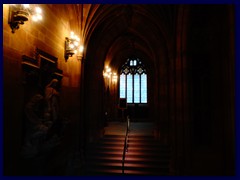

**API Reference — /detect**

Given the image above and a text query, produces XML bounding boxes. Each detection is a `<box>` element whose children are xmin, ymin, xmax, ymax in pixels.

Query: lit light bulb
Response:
<box><xmin>32</xmin><ymin>15</ymin><xmax>38</xmax><ymax>22</ymax></box>
<box><xmin>35</xmin><ymin>7</ymin><xmax>42</xmax><ymax>14</ymax></box>
<box><xmin>23</xmin><ymin>4</ymin><xmax>30</xmax><ymax>8</ymax></box>
<box><xmin>37</xmin><ymin>14</ymin><xmax>42</xmax><ymax>20</ymax></box>
<box><xmin>107</xmin><ymin>68</ymin><xmax>111</xmax><ymax>72</ymax></box>
<box><xmin>74</xmin><ymin>41</ymin><xmax>79</xmax><ymax>46</ymax></box>
<box><xmin>70</xmin><ymin>32</ymin><xmax>75</xmax><ymax>39</ymax></box>
<box><xmin>74</xmin><ymin>35</ymin><xmax>78</xmax><ymax>40</ymax></box>
<box><xmin>69</xmin><ymin>44</ymin><xmax>74</xmax><ymax>49</ymax></box>
<box><xmin>79</xmin><ymin>45</ymin><xmax>84</xmax><ymax>53</ymax></box>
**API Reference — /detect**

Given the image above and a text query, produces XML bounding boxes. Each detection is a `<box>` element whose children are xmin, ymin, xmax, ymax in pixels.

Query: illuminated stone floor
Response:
<box><xmin>104</xmin><ymin>121</ymin><xmax>154</xmax><ymax>136</ymax></box>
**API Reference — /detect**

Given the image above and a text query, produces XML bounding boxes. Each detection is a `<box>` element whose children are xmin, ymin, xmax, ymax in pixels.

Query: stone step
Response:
<box><xmin>84</xmin><ymin>122</ymin><xmax>171</xmax><ymax>175</ymax></box>
<box><xmin>85</xmin><ymin>168</ymin><xmax>169</xmax><ymax>176</ymax></box>
<box><xmin>86</xmin><ymin>156</ymin><xmax>170</xmax><ymax>164</ymax></box>
<box><xmin>87</xmin><ymin>161</ymin><xmax>169</xmax><ymax>171</ymax></box>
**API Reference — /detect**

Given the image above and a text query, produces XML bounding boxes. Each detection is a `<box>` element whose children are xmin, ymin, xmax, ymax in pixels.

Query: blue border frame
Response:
<box><xmin>1</xmin><ymin>0</ymin><xmax>239</xmax><ymax>180</ymax></box>
<box><xmin>0</xmin><ymin>2</ymin><xmax>3</xmax><ymax>179</ymax></box>
<box><xmin>235</xmin><ymin>0</ymin><xmax>240</xmax><ymax>178</ymax></box>
<box><xmin>2</xmin><ymin>0</ymin><xmax>238</xmax><ymax>4</ymax></box>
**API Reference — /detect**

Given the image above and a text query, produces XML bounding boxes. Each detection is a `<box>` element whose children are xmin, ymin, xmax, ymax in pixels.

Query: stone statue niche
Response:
<box><xmin>21</xmin><ymin>49</ymin><xmax>69</xmax><ymax>158</ymax></box>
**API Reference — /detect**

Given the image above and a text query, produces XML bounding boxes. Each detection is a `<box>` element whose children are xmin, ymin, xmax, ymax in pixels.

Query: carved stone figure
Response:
<box><xmin>21</xmin><ymin>78</ymin><xmax>69</xmax><ymax>158</ymax></box>
<box><xmin>44</xmin><ymin>78</ymin><xmax>60</xmax><ymax>123</ymax></box>
<box><xmin>22</xmin><ymin>93</ymin><xmax>49</xmax><ymax>157</ymax></box>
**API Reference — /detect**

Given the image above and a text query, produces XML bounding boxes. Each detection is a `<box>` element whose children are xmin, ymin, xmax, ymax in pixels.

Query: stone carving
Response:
<box><xmin>44</xmin><ymin>78</ymin><xmax>60</xmax><ymax>123</ymax></box>
<box><xmin>21</xmin><ymin>79</ymin><xmax>69</xmax><ymax>158</ymax></box>
<box><xmin>21</xmin><ymin>49</ymin><xmax>66</xmax><ymax>158</ymax></box>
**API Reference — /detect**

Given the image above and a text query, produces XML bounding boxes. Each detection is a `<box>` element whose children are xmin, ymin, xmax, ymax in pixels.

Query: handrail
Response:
<box><xmin>122</xmin><ymin>116</ymin><xmax>130</xmax><ymax>174</ymax></box>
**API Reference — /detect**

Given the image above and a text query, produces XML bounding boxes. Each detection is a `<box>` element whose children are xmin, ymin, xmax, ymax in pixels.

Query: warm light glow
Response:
<box><xmin>112</xmin><ymin>72</ymin><xmax>118</xmax><ymax>82</ymax></box>
<box><xmin>74</xmin><ymin>41</ymin><xmax>79</xmax><ymax>46</ymax></box>
<box><xmin>65</xmin><ymin>31</ymin><xmax>84</xmax><ymax>60</ymax></box>
<box><xmin>37</xmin><ymin>14</ymin><xmax>42</xmax><ymax>20</ymax></box>
<box><xmin>106</xmin><ymin>67</ymin><xmax>111</xmax><ymax>72</ymax></box>
<box><xmin>74</xmin><ymin>35</ymin><xmax>78</xmax><ymax>40</ymax></box>
<box><xmin>8</xmin><ymin>4</ymin><xmax>44</xmax><ymax>33</ymax></box>
<box><xmin>23</xmin><ymin>4</ymin><xmax>30</xmax><ymax>8</ymax></box>
<box><xmin>31</xmin><ymin>6</ymin><xmax>42</xmax><ymax>22</ymax></box>
<box><xmin>35</xmin><ymin>7</ymin><xmax>42</xmax><ymax>14</ymax></box>
<box><xmin>32</xmin><ymin>13</ymin><xmax>42</xmax><ymax>21</ymax></box>
<box><xmin>103</xmin><ymin>66</ymin><xmax>118</xmax><ymax>84</ymax></box>
<box><xmin>32</xmin><ymin>15</ymin><xmax>38</xmax><ymax>22</ymax></box>
<box><xmin>70</xmin><ymin>32</ymin><xmax>75</xmax><ymax>39</ymax></box>
<box><xmin>79</xmin><ymin>45</ymin><xmax>84</xmax><ymax>53</ymax></box>
<box><xmin>69</xmin><ymin>44</ymin><xmax>74</xmax><ymax>49</ymax></box>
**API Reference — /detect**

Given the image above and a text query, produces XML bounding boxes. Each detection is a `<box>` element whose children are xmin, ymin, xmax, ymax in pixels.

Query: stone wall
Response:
<box><xmin>3</xmin><ymin>4</ymin><xmax>82</xmax><ymax>175</ymax></box>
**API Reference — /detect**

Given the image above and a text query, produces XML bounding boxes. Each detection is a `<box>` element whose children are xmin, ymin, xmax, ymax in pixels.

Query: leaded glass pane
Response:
<box><xmin>120</xmin><ymin>74</ymin><xmax>126</xmax><ymax>98</ymax></box>
<box><xmin>127</xmin><ymin>74</ymin><xmax>133</xmax><ymax>103</ymax></box>
<box><xmin>130</xmin><ymin>60</ymin><xmax>133</xmax><ymax>66</ymax></box>
<box><xmin>134</xmin><ymin>74</ymin><xmax>140</xmax><ymax>103</ymax></box>
<box><xmin>119</xmin><ymin>58</ymin><xmax>147</xmax><ymax>104</ymax></box>
<box><xmin>141</xmin><ymin>73</ymin><xmax>147</xmax><ymax>103</ymax></box>
<box><xmin>134</xmin><ymin>60</ymin><xmax>137</xmax><ymax>66</ymax></box>
<box><xmin>137</xmin><ymin>67</ymin><xmax>143</xmax><ymax>74</ymax></box>
<box><xmin>123</xmin><ymin>67</ymin><xmax>129</xmax><ymax>74</ymax></box>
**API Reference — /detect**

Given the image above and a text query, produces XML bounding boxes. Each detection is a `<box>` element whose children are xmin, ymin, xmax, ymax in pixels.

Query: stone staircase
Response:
<box><xmin>84</xmin><ymin>122</ymin><xmax>171</xmax><ymax>175</ymax></box>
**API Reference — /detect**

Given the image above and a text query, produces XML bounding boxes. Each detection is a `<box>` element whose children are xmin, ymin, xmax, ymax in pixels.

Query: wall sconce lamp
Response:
<box><xmin>65</xmin><ymin>31</ymin><xmax>84</xmax><ymax>61</ymax></box>
<box><xmin>112</xmin><ymin>72</ymin><xmax>118</xmax><ymax>83</ymax></box>
<box><xmin>103</xmin><ymin>66</ymin><xmax>118</xmax><ymax>83</ymax></box>
<box><xmin>103</xmin><ymin>66</ymin><xmax>112</xmax><ymax>78</ymax></box>
<box><xmin>8</xmin><ymin>4</ymin><xmax>43</xmax><ymax>33</ymax></box>
<box><xmin>77</xmin><ymin>45</ymin><xmax>84</xmax><ymax>61</ymax></box>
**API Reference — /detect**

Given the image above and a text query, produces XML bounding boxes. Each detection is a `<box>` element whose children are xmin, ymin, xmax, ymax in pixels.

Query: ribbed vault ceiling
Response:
<box><xmin>81</xmin><ymin>4</ymin><xmax>178</xmax><ymax>70</ymax></box>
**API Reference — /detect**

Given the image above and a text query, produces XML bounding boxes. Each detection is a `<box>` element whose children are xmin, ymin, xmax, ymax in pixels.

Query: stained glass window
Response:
<box><xmin>127</xmin><ymin>74</ymin><xmax>133</xmax><ymax>103</ymax></box>
<box><xmin>134</xmin><ymin>74</ymin><xmax>140</xmax><ymax>103</ymax></box>
<box><xmin>119</xmin><ymin>58</ymin><xmax>147</xmax><ymax>104</ymax></box>
<box><xmin>141</xmin><ymin>73</ymin><xmax>147</xmax><ymax>103</ymax></box>
<box><xmin>120</xmin><ymin>74</ymin><xmax>126</xmax><ymax>98</ymax></box>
